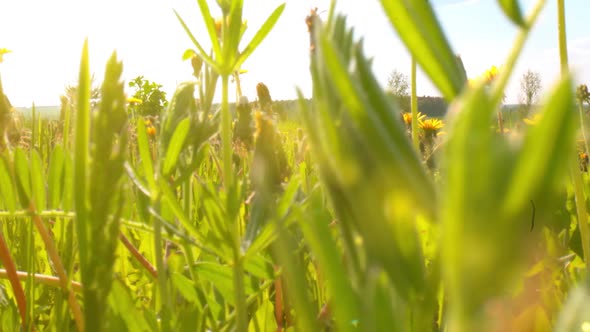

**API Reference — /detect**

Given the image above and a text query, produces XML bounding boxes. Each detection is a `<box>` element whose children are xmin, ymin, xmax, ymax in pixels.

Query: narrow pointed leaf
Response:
<box><xmin>234</xmin><ymin>3</ymin><xmax>285</xmax><ymax>71</ymax></box>
<box><xmin>14</xmin><ymin>148</ymin><xmax>31</xmax><ymax>208</ymax></box>
<box><xmin>137</xmin><ymin>119</ymin><xmax>156</xmax><ymax>194</ymax></box>
<box><xmin>225</xmin><ymin>0</ymin><xmax>244</xmax><ymax>68</ymax></box>
<box><xmin>502</xmin><ymin>76</ymin><xmax>577</xmax><ymax>215</ymax></box>
<box><xmin>162</xmin><ymin>117</ymin><xmax>191</xmax><ymax>176</ymax></box>
<box><xmin>379</xmin><ymin>0</ymin><xmax>465</xmax><ymax>100</ymax></box>
<box><xmin>30</xmin><ymin>149</ymin><xmax>46</xmax><ymax>211</ymax></box>
<box><xmin>497</xmin><ymin>0</ymin><xmax>526</xmax><ymax>27</ymax></box>
<box><xmin>47</xmin><ymin>146</ymin><xmax>65</xmax><ymax>210</ymax></box>
<box><xmin>0</xmin><ymin>158</ymin><xmax>16</xmax><ymax>213</ymax></box>
<box><xmin>195</xmin><ymin>0</ymin><xmax>222</xmax><ymax>59</ymax></box>
<box><xmin>175</xmin><ymin>10</ymin><xmax>220</xmax><ymax>72</ymax></box>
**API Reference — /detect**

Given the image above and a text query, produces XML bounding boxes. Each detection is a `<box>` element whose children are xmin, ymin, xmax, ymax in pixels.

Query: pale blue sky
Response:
<box><xmin>0</xmin><ymin>0</ymin><xmax>588</xmax><ymax>106</ymax></box>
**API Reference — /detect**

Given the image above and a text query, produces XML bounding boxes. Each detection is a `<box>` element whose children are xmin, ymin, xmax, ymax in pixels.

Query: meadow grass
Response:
<box><xmin>0</xmin><ymin>0</ymin><xmax>590</xmax><ymax>331</ymax></box>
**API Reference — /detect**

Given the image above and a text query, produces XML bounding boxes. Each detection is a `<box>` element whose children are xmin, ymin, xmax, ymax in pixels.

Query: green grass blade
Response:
<box><xmin>497</xmin><ymin>0</ymin><xmax>526</xmax><ymax>27</ymax></box>
<box><xmin>174</xmin><ymin>10</ymin><xmax>220</xmax><ymax>72</ymax></box>
<box><xmin>195</xmin><ymin>0</ymin><xmax>222</xmax><ymax>60</ymax></box>
<box><xmin>378</xmin><ymin>0</ymin><xmax>465</xmax><ymax>100</ymax></box>
<box><xmin>47</xmin><ymin>145</ymin><xmax>65</xmax><ymax>210</ymax></box>
<box><xmin>74</xmin><ymin>39</ymin><xmax>91</xmax><ymax>270</ymax></box>
<box><xmin>502</xmin><ymin>76</ymin><xmax>577</xmax><ymax>215</ymax></box>
<box><xmin>0</xmin><ymin>157</ymin><xmax>17</xmax><ymax>213</ymax></box>
<box><xmin>298</xmin><ymin>193</ymin><xmax>359</xmax><ymax>332</ymax></box>
<box><xmin>234</xmin><ymin>3</ymin><xmax>285</xmax><ymax>71</ymax></box>
<box><xmin>30</xmin><ymin>149</ymin><xmax>46</xmax><ymax>211</ymax></box>
<box><xmin>136</xmin><ymin>118</ymin><xmax>156</xmax><ymax>194</ymax></box>
<box><xmin>158</xmin><ymin>176</ymin><xmax>206</xmax><ymax>246</ymax></box>
<box><xmin>225</xmin><ymin>0</ymin><xmax>243</xmax><ymax>68</ymax></box>
<box><xmin>14</xmin><ymin>148</ymin><xmax>31</xmax><ymax>208</ymax></box>
<box><xmin>162</xmin><ymin>117</ymin><xmax>191</xmax><ymax>176</ymax></box>
<box><xmin>554</xmin><ymin>279</ymin><xmax>590</xmax><ymax>332</ymax></box>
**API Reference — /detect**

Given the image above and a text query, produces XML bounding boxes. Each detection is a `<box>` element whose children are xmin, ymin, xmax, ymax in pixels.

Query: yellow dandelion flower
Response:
<box><xmin>523</xmin><ymin>113</ymin><xmax>542</xmax><ymax>126</ymax></box>
<box><xmin>127</xmin><ymin>97</ymin><xmax>143</xmax><ymax>105</ymax></box>
<box><xmin>401</xmin><ymin>112</ymin><xmax>426</xmax><ymax>126</ymax></box>
<box><xmin>0</xmin><ymin>48</ymin><xmax>11</xmax><ymax>63</ymax></box>
<box><xmin>483</xmin><ymin>65</ymin><xmax>499</xmax><ymax>83</ymax></box>
<box><xmin>146</xmin><ymin>126</ymin><xmax>157</xmax><ymax>137</ymax></box>
<box><xmin>215</xmin><ymin>18</ymin><xmax>223</xmax><ymax>38</ymax></box>
<box><xmin>420</xmin><ymin>118</ymin><xmax>444</xmax><ymax>137</ymax></box>
<box><xmin>469</xmin><ymin>65</ymin><xmax>501</xmax><ymax>86</ymax></box>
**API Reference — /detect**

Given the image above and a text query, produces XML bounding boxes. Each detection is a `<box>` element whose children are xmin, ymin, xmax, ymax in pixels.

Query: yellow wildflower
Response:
<box><xmin>523</xmin><ymin>113</ymin><xmax>542</xmax><ymax>126</ymax></box>
<box><xmin>469</xmin><ymin>65</ymin><xmax>500</xmax><ymax>86</ymax></box>
<box><xmin>0</xmin><ymin>48</ymin><xmax>11</xmax><ymax>63</ymax></box>
<box><xmin>420</xmin><ymin>118</ymin><xmax>444</xmax><ymax>137</ymax></box>
<box><xmin>146</xmin><ymin>126</ymin><xmax>157</xmax><ymax>137</ymax></box>
<box><xmin>483</xmin><ymin>65</ymin><xmax>499</xmax><ymax>83</ymax></box>
<box><xmin>127</xmin><ymin>97</ymin><xmax>143</xmax><ymax>105</ymax></box>
<box><xmin>401</xmin><ymin>112</ymin><xmax>426</xmax><ymax>126</ymax></box>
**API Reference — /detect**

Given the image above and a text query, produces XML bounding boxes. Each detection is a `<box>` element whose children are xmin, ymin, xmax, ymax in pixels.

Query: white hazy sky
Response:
<box><xmin>0</xmin><ymin>0</ymin><xmax>589</xmax><ymax>106</ymax></box>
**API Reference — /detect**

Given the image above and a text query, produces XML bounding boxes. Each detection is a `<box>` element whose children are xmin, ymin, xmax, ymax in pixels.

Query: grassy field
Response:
<box><xmin>1</xmin><ymin>0</ymin><xmax>590</xmax><ymax>331</ymax></box>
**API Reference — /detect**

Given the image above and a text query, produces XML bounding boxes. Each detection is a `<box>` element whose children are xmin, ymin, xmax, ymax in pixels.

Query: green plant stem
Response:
<box><xmin>411</xmin><ymin>57</ymin><xmax>419</xmax><ymax>150</ymax></box>
<box><xmin>151</xmin><ymin>199</ymin><xmax>171</xmax><ymax>332</ymax></box>
<box><xmin>218</xmin><ymin>279</ymin><xmax>275</xmax><ymax>332</ymax></box>
<box><xmin>119</xmin><ymin>233</ymin><xmax>158</xmax><ymax>280</ymax></box>
<box><xmin>578</xmin><ymin>103</ymin><xmax>590</xmax><ymax>157</ymax></box>
<box><xmin>557</xmin><ymin>0</ymin><xmax>568</xmax><ymax>72</ymax></box>
<box><xmin>570</xmin><ymin>161</ymin><xmax>590</xmax><ymax>269</ymax></box>
<box><xmin>221</xmin><ymin>75</ymin><xmax>233</xmax><ymax>187</ymax></box>
<box><xmin>557</xmin><ymin>0</ymin><xmax>590</xmax><ymax>271</ymax></box>
<box><xmin>0</xmin><ymin>269</ymin><xmax>83</xmax><ymax>293</ymax></box>
<box><xmin>233</xmin><ymin>252</ymin><xmax>247</xmax><ymax>332</ymax></box>
<box><xmin>491</xmin><ymin>0</ymin><xmax>546</xmax><ymax>106</ymax></box>
<box><xmin>30</xmin><ymin>204</ymin><xmax>84</xmax><ymax>331</ymax></box>
<box><xmin>0</xmin><ymin>231</ymin><xmax>27</xmax><ymax>330</ymax></box>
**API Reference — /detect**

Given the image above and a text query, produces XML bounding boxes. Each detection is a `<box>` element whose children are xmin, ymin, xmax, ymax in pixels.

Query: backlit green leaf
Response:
<box><xmin>497</xmin><ymin>0</ymin><xmax>526</xmax><ymax>27</ymax></box>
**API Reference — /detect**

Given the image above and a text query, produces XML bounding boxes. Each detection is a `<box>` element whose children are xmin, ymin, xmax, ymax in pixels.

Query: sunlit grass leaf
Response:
<box><xmin>161</xmin><ymin>82</ymin><xmax>196</xmax><ymax>150</ymax></box>
<box><xmin>234</xmin><ymin>3</ymin><xmax>285</xmax><ymax>71</ymax></box>
<box><xmin>74</xmin><ymin>39</ymin><xmax>91</xmax><ymax>270</ymax></box>
<box><xmin>136</xmin><ymin>118</ymin><xmax>156</xmax><ymax>194</ymax></box>
<box><xmin>497</xmin><ymin>0</ymin><xmax>526</xmax><ymax>27</ymax></box>
<box><xmin>158</xmin><ymin>176</ymin><xmax>205</xmax><ymax>246</ymax></box>
<box><xmin>107</xmin><ymin>280</ymin><xmax>151</xmax><ymax>332</ymax></box>
<box><xmin>30</xmin><ymin>149</ymin><xmax>46</xmax><ymax>211</ymax></box>
<box><xmin>502</xmin><ymin>76</ymin><xmax>577</xmax><ymax>215</ymax></box>
<box><xmin>225</xmin><ymin>0</ymin><xmax>244</xmax><ymax>68</ymax></box>
<box><xmin>196</xmin><ymin>0</ymin><xmax>222</xmax><ymax>60</ymax></box>
<box><xmin>174</xmin><ymin>10</ymin><xmax>219</xmax><ymax>72</ymax></box>
<box><xmin>248</xmin><ymin>300</ymin><xmax>277</xmax><ymax>332</ymax></box>
<box><xmin>378</xmin><ymin>0</ymin><xmax>466</xmax><ymax>100</ymax></box>
<box><xmin>162</xmin><ymin>117</ymin><xmax>191</xmax><ymax>176</ymax></box>
<box><xmin>47</xmin><ymin>146</ymin><xmax>64</xmax><ymax>210</ymax></box>
<box><xmin>193</xmin><ymin>262</ymin><xmax>255</xmax><ymax>305</ymax></box>
<box><xmin>14</xmin><ymin>148</ymin><xmax>31</xmax><ymax>208</ymax></box>
<box><xmin>298</xmin><ymin>192</ymin><xmax>359</xmax><ymax>332</ymax></box>
<box><xmin>170</xmin><ymin>272</ymin><xmax>199</xmax><ymax>303</ymax></box>
<box><xmin>0</xmin><ymin>157</ymin><xmax>17</xmax><ymax>213</ymax></box>
<box><xmin>554</xmin><ymin>279</ymin><xmax>590</xmax><ymax>332</ymax></box>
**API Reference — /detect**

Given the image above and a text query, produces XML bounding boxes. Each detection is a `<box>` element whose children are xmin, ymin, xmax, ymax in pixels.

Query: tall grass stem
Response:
<box><xmin>411</xmin><ymin>57</ymin><xmax>419</xmax><ymax>150</ymax></box>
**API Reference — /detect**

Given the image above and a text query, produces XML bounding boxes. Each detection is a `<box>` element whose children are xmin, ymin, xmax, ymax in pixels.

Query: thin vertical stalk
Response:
<box><xmin>558</xmin><ymin>0</ymin><xmax>590</xmax><ymax>271</ymax></box>
<box><xmin>0</xmin><ymin>231</ymin><xmax>27</xmax><ymax>330</ymax></box>
<box><xmin>411</xmin><ymin>58</ymin><xmax>419</xmax><ymax>150</ymax></box>
<box><xmin>30</xmin><ymin>205</ymin><xmax>84</xmax><ymax>331</ymax></box>
<box><xmin>31</xmin><ymin>105</ymin><xmax>36</xmax><ymax>151</ymax></box>
<box><xmin>152</xmin><ymin>200</ymin><xmax>171</xmax><ymax>332</ymax></box>
<box><xmin>233</xmin><ymin>252</ymin><xmax>247</xmax><ymax>332</ymax></box>
<box><xmin>221</xmin><ymin>75</ymin><xmax>233</xmax><ymax>187</ymax></box>
<box><xmin>557</xmin><ymin>0</ymin><xmax>568</xmax><ymax>73</ymax></box>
